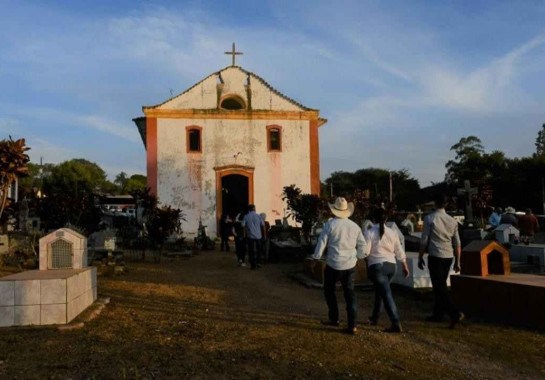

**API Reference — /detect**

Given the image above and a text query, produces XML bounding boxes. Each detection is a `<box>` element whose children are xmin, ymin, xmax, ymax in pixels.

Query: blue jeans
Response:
<box><xmin>323</xmin><ymin>265</ymin><xmax>357</xmax><ymax>329</ymax></box>
<box><xmin>368</xmin><ymin>262</ymin><xmax>401</xmax><ymax>326</ymax></box>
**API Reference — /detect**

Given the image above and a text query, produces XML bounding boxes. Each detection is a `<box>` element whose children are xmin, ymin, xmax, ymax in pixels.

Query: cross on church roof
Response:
<box><xmin>225</xmin><ymin>42</ymin><xmax>243</xmax><ymax>67</ymax></box>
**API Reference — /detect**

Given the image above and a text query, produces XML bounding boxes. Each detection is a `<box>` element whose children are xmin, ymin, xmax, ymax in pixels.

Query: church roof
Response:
<box><xmin>143</xmin><ymin>65</ymin><xmax>315</xmax><ymax>112</ymax></box>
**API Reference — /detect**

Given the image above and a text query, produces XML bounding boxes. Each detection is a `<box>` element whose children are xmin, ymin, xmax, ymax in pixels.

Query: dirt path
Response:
<box><xmin>1</xmin><ymin>250</ymin><xmax>544</xmax><ymax>379</ymax></box>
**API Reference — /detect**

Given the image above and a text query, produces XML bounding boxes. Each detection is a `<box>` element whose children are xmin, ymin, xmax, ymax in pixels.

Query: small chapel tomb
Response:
<box><xmin>494</xmin><ymin>224</ymin><xmax>520</xmax><ymax>244</ymax></box>
<box><xmin>0</xmin><ymin>228</ymin><xmax>97</xmax><ymax>327</ymax></box>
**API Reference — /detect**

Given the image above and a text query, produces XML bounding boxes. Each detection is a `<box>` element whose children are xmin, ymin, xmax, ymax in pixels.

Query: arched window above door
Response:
<box><xmin>220</xmin><ymin>95</ymin><xmax>246</xmax><ymax>110</ymax></box>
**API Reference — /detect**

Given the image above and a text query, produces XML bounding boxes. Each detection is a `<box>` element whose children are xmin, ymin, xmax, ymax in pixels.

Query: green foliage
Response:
<box><xmin>323</xmin><ymin>168</ymin><xmax>420</xmax><ymax>210</ymax></box>
<box><xmin>535</xmin><ymin>123</ymin><xmax>545</xmax><ymax>156</ymax></box>
<box><xmin>0</xmin><ymin>137</ymin><xmax>30</xmax><ymax>221</ymax></box>
<box><xmin>282</xmin><ymin>184</ymin><xmax>326</xmax><ymax>243</ymax></box>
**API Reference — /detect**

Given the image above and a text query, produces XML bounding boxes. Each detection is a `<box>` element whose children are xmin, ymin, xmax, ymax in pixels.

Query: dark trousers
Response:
<box><xmin>428</xmin><ymin>256</ymin><xmax>459</xmax><ymax>320</ymax></box>
<box><xmin>323</xmin><ymin>265</ymin><xmax>357</xmax><ymax>328</ymax></box>
<box><xmin>235</xmin><ymin>237</ymin><xmax>246</xmax><ymax>263</ymax></box>
<box><xmin>220</xmin><ymin>235</ymin><xmax>230</xmax><ymax>251</ymax></box>
<box><xmin>368</xmin><ymin>262</ymin><xmax>400</xmax><ymax>325</ymax></box>
<box><xmin>247</xmin><ymin>238</ymin><xmax>262</xmax><ymax>268</ymax></box>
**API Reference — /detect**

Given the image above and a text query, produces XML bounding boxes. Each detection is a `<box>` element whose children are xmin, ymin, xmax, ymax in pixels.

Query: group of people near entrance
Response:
<box><xmin>219</xmin><ymin>205</ymin><xmax>270</xmax><ymax>270</ymax></box>
<box><xmin>488</xmin><ymin>206</ymin><xmax>539</xmax><ymax>243</ymax></box>
<box><xmin>313</xmin><ymin>193</ymin><xmax>464</xmax><ymax>335</ymax></box>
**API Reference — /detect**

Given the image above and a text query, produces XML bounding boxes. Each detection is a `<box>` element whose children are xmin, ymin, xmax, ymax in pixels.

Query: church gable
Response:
<box><xmin>145</xmin><ymin>66</ymin><xmax>309</xmax><ymax>112</ymax></box>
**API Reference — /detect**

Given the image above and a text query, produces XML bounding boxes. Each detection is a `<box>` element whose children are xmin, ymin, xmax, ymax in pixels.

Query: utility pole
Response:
<box><xmin>389</xmin><ymin>172</ymin><xmax>393</xmax><ymax>203</ymax></box>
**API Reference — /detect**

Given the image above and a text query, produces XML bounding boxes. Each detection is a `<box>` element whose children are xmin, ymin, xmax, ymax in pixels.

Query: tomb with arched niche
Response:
<box><xmin>0</xmin><ymin>228</ymin><xmax>97</xmax><ymax>327</ymax></box>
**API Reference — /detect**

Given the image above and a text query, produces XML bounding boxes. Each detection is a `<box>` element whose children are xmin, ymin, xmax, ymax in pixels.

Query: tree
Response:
<box><xmin>535</xmin><ymin>123</ymin><xmax>545</xmax><ymax>156</ymax></box>
<box><xmin>445</xmin><ymin>135</ymin><xmax>485</xmax><ymax>184</ymax></box>
<box><xmin>114</xmin><ymin>172</ymin><xmax>129</xmax><ymax>193</ymax></box>
<box><xmin>323</xmin><ymin>168</ymin><xmax>420</xmax><ymax>210</ymax></box>
<box><xmin>124</xmin><ymin>174</ymin><xmax>147</xmax><ymax>194</ymax></box>
<box><xmin>0</xmin><ymin>137</ymin><xmax>30</xmax><ymax>221</ymax></box>
<box><xmin>40</xmin><ymin>159</ymin><xmax>114</xmax><ymax>232</ymax></box>
<box><xmin>282</xmin><ymin>184</ymin><xmax>326</xmax><ymax>244</ymax></box>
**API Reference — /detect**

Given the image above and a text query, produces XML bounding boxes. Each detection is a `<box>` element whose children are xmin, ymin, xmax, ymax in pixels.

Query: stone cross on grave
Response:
<box><xmin>457</xmin><ymin>180</ymin><xmax>478</xmax><ymax>223</ymax></box>
<box><xmin>225</xmin><ymin>42</ymin><xmax>243</xmax><ymax>67</ymax></box>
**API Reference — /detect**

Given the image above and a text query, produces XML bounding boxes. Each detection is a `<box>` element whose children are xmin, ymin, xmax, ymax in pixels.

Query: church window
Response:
<box><xmin>220</xmin><ymin>96</ymin><xmax>245</xmax><ymax>110</ymax></box>
<box><xmin>267</xmin><ymin>125</ymin><xmax>282</xmax><ymax>152</ymax></box>
<box><xmin>186</xmin><ymin>126</ymin><xmax>202</xmax><ymax>153</ymax></box>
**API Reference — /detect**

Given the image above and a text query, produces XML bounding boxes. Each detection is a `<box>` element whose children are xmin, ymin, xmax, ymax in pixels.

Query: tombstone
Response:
<box><xmin>460</xmin><ymin>240</ymin><xmax>510</xmax><ymax>276</ymax></box>
<box><xmin>392</xmin><ymin>252</ymin><xmax>456</xmax><ymax>288</ymax></box>
<box><xmin>451</xmin><ymin>240</ymin><xmax>545</xmax><ymax>330</ymax></box>
<box><xmin>457</xmin><ymin>180</ymin><xmax>477</xmax><ymax>224</ymax></box>
<box><xmin>0</xmin><ymin>228</ymin><xmax>97</xmax><ymax>327</ymax></box>
<box><xmin>494</xmin><ymin>224</ymin><xmax>520</xmax><ymax>244</ymax></box>
<box><xmin>401</xmin><ymin>217</ymin><xmax>414</xmax><ymax>234</ymax></box>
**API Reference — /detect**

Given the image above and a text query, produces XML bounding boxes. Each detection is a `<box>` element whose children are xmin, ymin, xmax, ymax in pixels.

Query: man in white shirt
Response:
<box><xmin>312</xmin><ymin>197</ymin><xmax>367</xmax><ymax>334</ymax></box>
<box><xmin>243</xmin><ymin>204</ymin><xmax>265</xmax><ymax>269</ymax></box>
<box><xmin>419</xmin><ymin>193</ymin><xmax>464</xmax><ymax>328</ymax></box>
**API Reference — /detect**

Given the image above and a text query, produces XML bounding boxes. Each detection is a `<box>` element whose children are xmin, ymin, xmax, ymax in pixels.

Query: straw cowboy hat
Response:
<box><xmin>329</xmin><ymin>197</ymin><xmax>355</xmax><ymax>218</ymax></box>
<box><xmin>505</xmin><ymin>207</ymin><xmax>516</xmax><ymax>214</ymax></box>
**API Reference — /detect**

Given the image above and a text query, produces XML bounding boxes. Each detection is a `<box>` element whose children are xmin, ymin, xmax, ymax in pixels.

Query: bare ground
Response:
<box><xmin>1</xmin><ymin>250</ymin><xmax>544</xmax><ymax>379</ymax></box>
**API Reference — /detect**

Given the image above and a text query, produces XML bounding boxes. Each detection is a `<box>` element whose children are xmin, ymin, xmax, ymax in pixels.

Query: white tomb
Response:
<box><xmin>391</xmin><ymin>251</ymin><xmax>457</xmax><ymax>289</ymax></box>
<box><xmin>0</xmin><ymin>228</ymin><xmax>97</xmax><ymax>327</ymax></box>
<box><xmin>494</xmin><ymin>224</ymin><xmax>520</xmax><ymax>244</ymax></box>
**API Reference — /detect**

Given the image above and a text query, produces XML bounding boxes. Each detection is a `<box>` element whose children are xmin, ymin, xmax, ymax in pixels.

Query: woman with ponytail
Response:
<box><xmin>364</xmin><ymin>207</ymin><xmax>409</xmax><ymax>332</ymax></box>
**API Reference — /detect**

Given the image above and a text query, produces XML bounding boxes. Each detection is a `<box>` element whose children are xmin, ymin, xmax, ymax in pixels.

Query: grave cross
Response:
<box><xmin>457</xmin><ymin>180</ymin><xmax>478</xmax><ymax>223</ymax></box>
<box><xmin>224</xmin><ymin>42</ymin><xmax>243</xmax><ymax>67</ymax></box>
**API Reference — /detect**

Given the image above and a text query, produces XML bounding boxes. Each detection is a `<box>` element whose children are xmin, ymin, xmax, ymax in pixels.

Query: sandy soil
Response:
<box><xmin>1</xmin><ymin>250</ymin><xmax>544</xmax><ymax>379</ymax></box>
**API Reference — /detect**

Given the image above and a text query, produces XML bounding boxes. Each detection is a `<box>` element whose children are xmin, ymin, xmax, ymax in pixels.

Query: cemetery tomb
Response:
<box><xmin>391</xmin><ymin>251</ymin><xmax>456</xmax><ymax>289</ymax></box>
<box><xmin>0</xmin><ymin>228</ymin><xmax>97</xmax><ymax>327</ymax></box>
<box><xmin>494</xmin><ymin>224</ymin><xmax>520</xmax><ymax>244</ymax></box>
<box><xmin>451</xmin><ymin>240</ymin><xmax>545</xmax><ymax>330</ymax></box>
<box><xmin>461</xmin><ymin>240</ymin><xmax>510</xmax><ymax>276</ymax></box>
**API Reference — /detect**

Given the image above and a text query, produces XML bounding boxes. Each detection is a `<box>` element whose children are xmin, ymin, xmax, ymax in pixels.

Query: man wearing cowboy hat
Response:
<box><xmin>312</xmin><ymin>197</ymin><xmax>367</xmax><ymax>334</ymax></box>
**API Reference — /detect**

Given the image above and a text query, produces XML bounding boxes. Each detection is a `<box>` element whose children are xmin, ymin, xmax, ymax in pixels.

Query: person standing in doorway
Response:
<box><xmin>364</xmin><ymin>207</ymin><xmax>409</xmax><ymax>333</ymax></box>
<box><xmin>311</xmin><ymin>197</ymin><xmax>367</xmax><ymax>335</ymax></box>
<box><xmin>219</xmin><ymin>213</ymin><xmax>233</xmax><ymax>252</ymax></box>
<box><xmin>260</xmin><ymin>213</ymin><xmax>271</xmax><ymax>262</ymax></box>
<box><xmin>233</xmin><ymin>211</ymin><xmax>246</xmax><ymax>266</ymax></box>
<box><xmin>418</xmin><ymin>193</ymin><xmax>464</xmax><ymax>328</ymax></box>
<box><xmin>243</xmin><ymin>204</ymin><xmax>265</xmax><ymax>269</ymax></box>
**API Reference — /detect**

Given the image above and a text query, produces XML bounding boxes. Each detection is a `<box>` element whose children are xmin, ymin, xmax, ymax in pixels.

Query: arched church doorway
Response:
<box><xmin>214</xmin><ymin>165</ymin><xmax>254</xmax><ymax>233</ymax></box>
<box><xmin>221</xmin><ymin>175</ymin><xmax>249</xmax><ymax>217</ymax></box>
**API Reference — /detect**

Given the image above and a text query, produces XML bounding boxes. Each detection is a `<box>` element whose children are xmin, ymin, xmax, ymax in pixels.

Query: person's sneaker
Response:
<box><xmin>449</xmin><ymin>312</ymin><xmax>465</xmax><ymax>329</ymax></box>
<box><xmin>320</xmin><ymin>320</ymin><xmax>340</xmax><ymax>327</ymax></box>
<box><xmin>383</xmin><ymin>324</ymin><xmax>403</xmax><ymax>333</ymax></box>
<box><xmin>344</xmin><ymin>326</ymin><xmax>358</xmax><ymax>335</ymax></box>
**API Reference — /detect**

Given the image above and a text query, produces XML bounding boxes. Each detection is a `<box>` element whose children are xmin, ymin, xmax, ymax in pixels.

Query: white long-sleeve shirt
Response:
<box><xmin>312</xmin><ymin>218</ymin><xmax>367</xmax><ymax>270</ymax></box>
<box><xmin>364</xmin><ymin>224</ymin><xmax>406</xmax><ymax>266</ymax></box>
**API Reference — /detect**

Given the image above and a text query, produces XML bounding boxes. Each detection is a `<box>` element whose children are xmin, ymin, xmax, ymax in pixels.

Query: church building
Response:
<box><xmin>133</xmin><ymin>46</ymin><xmax>326</xmax><ymax>236</ymax></box>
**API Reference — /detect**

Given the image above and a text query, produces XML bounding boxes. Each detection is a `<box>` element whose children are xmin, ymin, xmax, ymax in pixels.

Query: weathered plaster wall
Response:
<box><xmin>158</xmin><ymin>67</ymin><xmax>304</xmax><ymax>111</ymax></box>
<box><xmin>156</xmin><ymin>118</ymin><xmax>312</xmax><ymax>236</ymax></box>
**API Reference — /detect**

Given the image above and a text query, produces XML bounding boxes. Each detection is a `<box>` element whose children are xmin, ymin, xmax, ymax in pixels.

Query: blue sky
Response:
<box><xmin>2</xmin><ymin>0</ymin><xmax>545</xmax><ymax>187</ymax></box>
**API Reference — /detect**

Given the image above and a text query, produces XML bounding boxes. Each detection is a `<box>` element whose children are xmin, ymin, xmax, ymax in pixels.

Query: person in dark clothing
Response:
<box><xmin>219</xmin><ymin>213</ymin><xmax>233</xmax><ymax>252</ymax></box>
<box><xmin>500</xmin><ymin>207</ymin><xmax>518</xmax><ymax>227</ymax></box>
<box><xmin>233</xmin><ymin>212</ymin><xmax>247</xmax><ymax>266</ymax></box>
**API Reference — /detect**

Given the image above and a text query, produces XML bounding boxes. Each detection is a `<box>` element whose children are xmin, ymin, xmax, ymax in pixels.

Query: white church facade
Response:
<box><xmin>133</xmin><ymin>58</ymin><xmax>326</xmax><ymax>236</ymax></box>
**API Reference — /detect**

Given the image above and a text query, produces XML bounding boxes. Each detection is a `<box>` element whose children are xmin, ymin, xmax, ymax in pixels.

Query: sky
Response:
<box><xmin>1</xmin><ymin>0</ymin><xmax>545</xmax><ymax>187</ymax></box>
